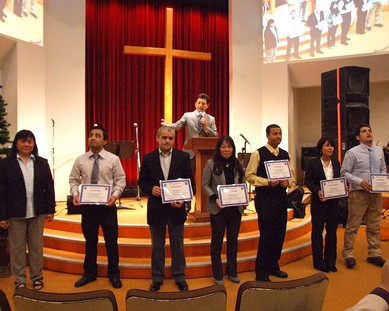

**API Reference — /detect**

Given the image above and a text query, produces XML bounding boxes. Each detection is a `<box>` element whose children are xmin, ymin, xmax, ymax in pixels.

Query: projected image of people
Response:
<box><xmin>261</xmin><ymin>0</ymin><xmax>388</xmax><ymax>63</ymax></box>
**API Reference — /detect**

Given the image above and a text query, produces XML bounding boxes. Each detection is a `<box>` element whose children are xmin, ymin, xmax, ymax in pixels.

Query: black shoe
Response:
<box><xmin>374</xmin><ymin>23</ymin><xmax>384</xmax><ymax>27</ymax></box>
<box><xmin>256</xmin><ymin>276</ymin><xmax>271</xmax><ymax>282</ymax></box>
<box><xmin>329</xmin><ymin>266</ymin><xmax>338</xmax><ymax>272</ymax></box>
<box><xmin>366</xmin><ymin>26</ymin><xmax>372</xmax><ymax>31</ymax></box>
<box><xmin>176</xmin><ymin>281</ymin><xmax>188</xmax><ymax>291</ymax></box>
<box><xmin>317</xmin><ymin>50</ymin><xmax>324</xmax><ymax>54</ymax></box>
<box><xmin>270</xmin><ymin>270</ymin><xmax>288</xmax><ymax>278</ymax></box>
<box><xmin>367</xmin><ymin>256</ymin><xmax>385</xmax><ymax>267</ymax></box>
<box><xmin>149</xmin><ymin>281</ymin><xmax>162</xmax><ymax>291</ymax></box>
<box><xmin>341</xmin><ymin>41</ymin><xmax>348</xmax><ymax>46</ymax></box>
<box><xmin>109</xmin><ymin>277</ymin><xmax>122</xmax><ymax>289</ymax></box>
<box><xmin>346</xmin><ymin>257</ymin><xmax>356</xmax><ymax>269</ymax></box>
<box><xmin>314</xmin><ymin>265</ymin><xmax>330</xmax><ymax>273</ymax></box>
<box><xmin>74</xmin><ymin>276</ymin><xmax>97</xmax><ymax>288</ymax></box>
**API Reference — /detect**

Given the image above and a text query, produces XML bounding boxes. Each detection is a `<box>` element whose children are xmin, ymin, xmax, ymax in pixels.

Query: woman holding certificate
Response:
<box><xmin>202</xmin><ymin>135</ymin><xmax>246</xmax><ymax>284</ymax></box>
<box><xmin>304</xmin><ymin>137</ymin><xmax>341</xmax><ymax>273</ymax></box>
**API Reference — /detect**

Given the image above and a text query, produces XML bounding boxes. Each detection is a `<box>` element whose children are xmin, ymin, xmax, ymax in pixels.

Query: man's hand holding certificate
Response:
<box><xmin>217</xmin><ymin>184</ymin><xmax>249</xmax><ymax>208</ymax></box>
<box><xmin>371</xmin><ymin>174</ymin><xmax>389</xmax><ymax>193</ymax></box>
<box><xmin>160</xmin><ymin>178</ymin><xmax>193</xmax><ymax>204</ymax></box>
<box><xmin>264</xmin><ymin>160</ymin><xmax>292</xmax><ymax>181</ymax></box>
<box><xmin>320</xmin><ymin>177</ymin><xmax>347</xmax><ymax>200</ymax></box>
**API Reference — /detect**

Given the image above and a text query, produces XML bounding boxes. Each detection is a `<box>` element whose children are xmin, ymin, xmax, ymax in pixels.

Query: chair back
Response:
<box><xmin>13</xmin><ymin>287</ymin><xmax>118</xmax><ymax>311</ymax></box>
<box><xmin>126</xmin><ymin>284</ymin><xmax>226</xmax><ymax>311</ymax></box>
<box><xmin>0</xmin><ymin>289</ymin><xmax>11</xmax><ymax>311</ymax></box>
<box><xmin>235</xmin><ymin>273</ymin><xmax>329</xmax><ymax>311</ymax></box>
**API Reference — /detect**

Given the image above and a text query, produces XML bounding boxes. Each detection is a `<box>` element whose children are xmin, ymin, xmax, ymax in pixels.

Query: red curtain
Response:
<box><xmin>86</xmin><ymin>0</ymin><xmax>229</xmax><ymax>187</ymax></box>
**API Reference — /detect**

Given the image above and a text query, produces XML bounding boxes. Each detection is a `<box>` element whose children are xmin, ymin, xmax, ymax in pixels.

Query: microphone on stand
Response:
<box><xmin>240</xmin><ymin>133</ymin><xmax>251</xmax><ymax>145</ymax></box>
<box><xmin>133</xmin><ymin>122</ymin><xmax>142</xmax><ymax>206</ymax></box>
<box><xmin>51</xmin><ymin>119</ymin><xmax>55</xmax><ymax>127</ymax></box>
<box><xmin>134</xmin><ymin>122</ymin><xmax>138</xmax><ymax>128</ymax></box>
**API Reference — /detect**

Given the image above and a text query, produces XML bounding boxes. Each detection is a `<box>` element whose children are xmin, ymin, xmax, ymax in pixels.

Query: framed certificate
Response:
<box><xmin>217</xmin><ymin>183</ymin><xmax>249</xmax><ymax>208</ymax></box>
<box><xmin>371</xmin><ymin>174</ymin><xmax>389</xmax><ymax>193</ymax></box>
<box><xmin>320</xmin><ymin>177</ymin><xmax>347</xmax><ymax>199</ymax></box>
<box><xmin>264</xmin><ymin>160</ymin><xmax>292</xmax><ymax>181</ymax></box>
<box><xmin>160</xmin><ymin>178</ymin><xmax>193</xmax><ymax>204</ymax></box>
<box><xmin>79</xmin><ymin>184</ymin><xmax>111</xmax><ymax>205</ymax></box>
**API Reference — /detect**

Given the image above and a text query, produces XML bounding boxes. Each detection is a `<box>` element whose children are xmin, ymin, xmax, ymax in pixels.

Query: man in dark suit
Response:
<box><xmin>139</xmin><ymin>126</ymin><xmax>193</xmax><ymax>292</ymax></box>
<box><xmin>306</xmin><ymin>6</ymin><xmax>325</xmax><ymax>57</ymax></box>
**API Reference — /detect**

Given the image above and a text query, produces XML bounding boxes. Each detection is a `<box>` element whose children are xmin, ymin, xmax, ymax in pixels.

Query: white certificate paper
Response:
<box><xmin>80</xmin><ymin>184</ymin><xmax>111</xmax><ymax>205</ymax></box>
<box><xmin>217</xmin><ymin>183</ymin><xmax>249</xmax><ymax>208</ymax></box>
<box><xmin>320</xmin><ymin>177</ymin><xmax>347</xmax><ymax>199</ymax></box>
<box><xmin>160</xmin><ymin>178</ymin><xmax>193</xmax><ymax>204</ymax></box>
<box><xmin>371</xmin><ymin>174</ymin><xmax>389</xmax><ymax>193</ymax></box>
<box><xmin>264</xmin><ymin>160</ymin><xmax>292</xmax><ymax>181</ymax></box>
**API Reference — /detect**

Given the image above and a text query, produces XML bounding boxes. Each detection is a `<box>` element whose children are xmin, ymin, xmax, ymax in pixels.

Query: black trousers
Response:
<box><xmin>81</xmin><ymin>205</ymin><xmax>119</xmax><ymax>278</ymax></box>
<box><xmin>311</xmin><ymin>202</ymin><xmax>339</xmax><ymax>269</ymax></box>
<box><xmin>210</xmin><ymin>208</ymin><xmax>242</xmax><ymax>279</ymax></box>
<box><xmin>255</xmin><ymin>194</ymin><xmax>287</xmax><ymax>279</ymax></box>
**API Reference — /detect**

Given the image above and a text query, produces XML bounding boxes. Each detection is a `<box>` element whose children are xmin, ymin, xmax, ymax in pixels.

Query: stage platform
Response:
<box><xmin>44</xmin><ymin>195</ymin><xmax>314</xmax><ymax>279</ymax></box>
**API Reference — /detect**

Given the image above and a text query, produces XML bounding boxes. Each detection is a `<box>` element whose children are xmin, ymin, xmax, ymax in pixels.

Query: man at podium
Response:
<box><xmin>161</xmin><ymin>93</ymin><xmax>218</xmax><ymax>159</ymax></box>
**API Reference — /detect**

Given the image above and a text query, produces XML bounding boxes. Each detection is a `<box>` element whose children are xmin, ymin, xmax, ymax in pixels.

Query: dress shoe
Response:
<box><xmin>341</xmin><ymin>41</ymin><xmax>348</xmax><ymax>46</ymax></box>
<box><xmin>109</xmin><ymin>277</ymin><xmax>122</xmax><ymax>289</ymax></box>
<box><xmin>316</xmin><ymin>50</ymin><xmax>324</xmax><ymax>54</ymax></box>
<box><xmin>314</xmin><ymin>266</ymin><xmax>330</xmax><ymax>273</ymax></box>
<box><xmin>176</xmin><ymin>281</ymin><xmax>188</xmax><ymax>291</ymax></box>
<box><xmin>270</xmin><ymin>270</ymin><xmax>288</xmax><ymax>278</ymax></box>
<box><xmin>294</xmin><ymin>55</ymin><xmax>302</xmax><ymax>59</ymax></box>
<box><xmin>310</xmin><ymin>52</ymin><xmax>315</xmax><ymax>57</ymax></box>
<box><xmin>74</xmin><ymin>276</ymin><xmax>96</xmax><ymax>288</ymax></box>
<box><xmin>214</xmin><ymin>278</ymin><xmax>224</xmax><ymax>285</ymax></box>
<box><xmin>329</xmin><ymin>266</ymin><xmax>338</xmax><ymax>272</ymax></box>
<box><xmin>366</xmin><ymin>26</ymin><xmax>372</xmax><ymax>31</ymax></box>
<box><xmin>367</xmin><ymin>256</ymin><xmax>385</xmax><ymax>267</ymax></box>
<box><xmin>149</xmin><ymin>281</ymin><xmax>162</xmax><ymax>291</ymax></box>
<box><xmin>374</xmin><ymin>23</ymin><xmax>384</xmax><ymax>27</ymax></box>
<box><xmin>228</xmin><ymin>275</ymin><xmax>240</xmax><ymax>283</ymax></box>
<box><xmin>346</xmin><ymin>257</ymin><xmax>357</xmax><ymax>269</ymax></box>
<box><xmin>256</xmin><ymin>276</ymin><xmax>271</xmax><ymax>282</ymax></box>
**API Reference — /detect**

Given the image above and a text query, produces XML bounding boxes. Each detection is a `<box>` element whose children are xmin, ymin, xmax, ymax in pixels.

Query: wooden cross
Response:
<box><xmin>124</xmin><ymin>7</ymin><xmax>212</xmax><ymax>123</ymax></box>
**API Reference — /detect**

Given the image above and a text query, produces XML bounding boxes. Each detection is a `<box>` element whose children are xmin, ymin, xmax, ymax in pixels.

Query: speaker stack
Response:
<box><xmin>321</xmin><ymin>66</ymin><xmax>370</xmax><ymax>160</ymax></box>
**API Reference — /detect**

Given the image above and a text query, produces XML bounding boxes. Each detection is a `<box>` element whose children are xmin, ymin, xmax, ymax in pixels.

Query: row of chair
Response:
<box><xmin>0</xmin><ymin>272</ymin><xmax>328</xmax><ymax>311</ymax></box>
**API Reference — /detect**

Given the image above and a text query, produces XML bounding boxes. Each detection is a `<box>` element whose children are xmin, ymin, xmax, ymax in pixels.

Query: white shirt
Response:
<box><xmin>17</xmin><ymin>154</ymin><xmax>35</xmax><ymax>218</ymax></box>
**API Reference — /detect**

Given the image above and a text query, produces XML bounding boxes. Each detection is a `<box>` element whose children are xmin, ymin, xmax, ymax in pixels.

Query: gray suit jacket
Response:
<box><xmin>202</xmin><ymin>159</ymin><xmax>245</xmax><ymax>215</ymax></box>
<box><xmin>171</xmin><ymin>110</ymin><xmax>218</xmax><ymax>158</ymax></box>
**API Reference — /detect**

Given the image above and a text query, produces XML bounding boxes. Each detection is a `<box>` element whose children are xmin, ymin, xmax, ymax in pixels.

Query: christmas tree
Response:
<box><xmin>0</xmin><ymin>92</ymin><xmax>11</xmax><ymax>156</ymax></box>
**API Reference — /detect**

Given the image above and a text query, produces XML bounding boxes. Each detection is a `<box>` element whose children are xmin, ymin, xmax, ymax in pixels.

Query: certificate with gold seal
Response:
<box><xmin>80</xmin><ymin>184</ymin><xmax>111</xmax><ymax>205</ymax></box>
<box><xmin>160</xmin><ymin>178</ymin><xmax>193</xmax><ymax>204</ymax></box>
<box><xmin>320</xmin><ymin>177</ymin><xmax>347</xmax><ymax>199</ymax></box>
<box><xmin>217</xmin><ymin>183</ymin><xmax>249</xmax><ymax>208</ymax></box>
<box><xmin>371</xmin><ymin>174</ymin><xmax>389</xmax><ymax>193</ymax></box>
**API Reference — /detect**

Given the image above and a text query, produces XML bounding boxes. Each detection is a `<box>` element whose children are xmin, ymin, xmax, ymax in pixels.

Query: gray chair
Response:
<box><xmin>235</xmin><ymin>273</ymin><xmax>329</xmax><ymax>311</ymax></box>
<box><xmin>0</xmin><ymin>289</ymin><xmax>11</xmax><ymax>311</ymax></box>
<box><xmin>126</xmin><ymin>284</ymin><xmax>226</xmax><ymax>311</ymax></box>
<box><xmin>13</xmin><ymin>287</ymin><xmax>118</xmax><ymax>311</ymax></box>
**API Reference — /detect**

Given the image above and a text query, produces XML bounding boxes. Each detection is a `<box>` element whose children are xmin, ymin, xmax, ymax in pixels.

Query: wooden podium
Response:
<box><xmin>185</xmin><ymin>137</ymin><xmax>219</xmax><ymax>223</ymax></box>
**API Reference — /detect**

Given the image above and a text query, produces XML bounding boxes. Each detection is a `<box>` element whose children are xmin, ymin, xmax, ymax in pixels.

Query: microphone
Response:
<box><xmin>51</xmin><ymin>119</ymin><xmax>55</xmax><ymax>127</ymax></box>
<box><xmin>240</xmin><ymin>133</ymin><xmax>251</xmax><ymax>145</ymax></box>
<box><xmin>134</xmin><ymin>123</ymin><xmax>138</xmax><ymax>128</ymax></box>
<box><xmin>93</xmin><ymin>123</ymin><xmax>98</xmax><ymax>127</ymax></box>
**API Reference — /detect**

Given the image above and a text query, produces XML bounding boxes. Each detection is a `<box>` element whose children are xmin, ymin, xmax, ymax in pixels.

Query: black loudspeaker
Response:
<box><xmin>321</xmin><ymin>66</ymin><xmax>370</xmax><ymax>158</ymax></box>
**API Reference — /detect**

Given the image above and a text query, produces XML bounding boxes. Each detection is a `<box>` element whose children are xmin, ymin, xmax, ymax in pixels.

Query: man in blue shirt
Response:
<box><xmin>341</xmin><ymin>124</ymin><xmax>387</xmax><ymax>269</ymax></box>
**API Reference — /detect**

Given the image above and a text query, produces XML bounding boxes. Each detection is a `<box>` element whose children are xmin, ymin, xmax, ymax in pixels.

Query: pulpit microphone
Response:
<box><xmin>240</xmin><ymin>133</ymin><xmax>251</xmax><ymax>145</ymax></box>
<box><xmin>134</xmin><ymin>123</ymin><xmax>138</xmax><ymax>128</ymax></box>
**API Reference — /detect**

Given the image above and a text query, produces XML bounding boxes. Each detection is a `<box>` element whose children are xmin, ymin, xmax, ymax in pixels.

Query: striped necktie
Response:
<box><xmin>91</xmin><ymin>154</ymin><xmax>100</xmax><ymax>184</ymax></box>
<box><xmin>368</xmin><ymin>147</ymin><xmax>377</xmax><ymax>174</ymax></box>
<box><xmin>198</xmin><ymin>113</ymin><xmax>203</xmax><ymax>132</ymax></box>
